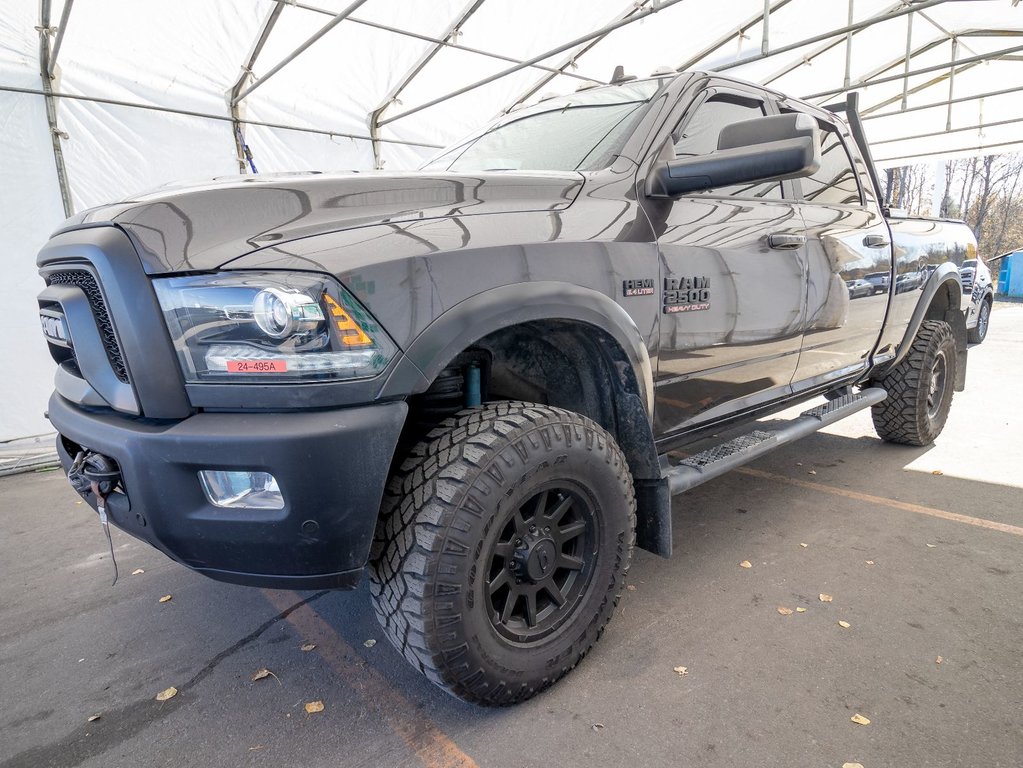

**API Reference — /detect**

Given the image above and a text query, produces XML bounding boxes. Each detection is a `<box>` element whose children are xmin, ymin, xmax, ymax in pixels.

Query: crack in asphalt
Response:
<box><xmin>1</xmin><ymin>590</ymin><xmax>331</xmax><ymax>768</ymax></box>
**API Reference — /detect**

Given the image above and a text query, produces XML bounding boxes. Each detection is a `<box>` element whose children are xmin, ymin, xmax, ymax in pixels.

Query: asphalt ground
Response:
<box><xmin>2</xmin><ymin>305</ymin><xmax>1020</xmax><ymax>768</ymax></box>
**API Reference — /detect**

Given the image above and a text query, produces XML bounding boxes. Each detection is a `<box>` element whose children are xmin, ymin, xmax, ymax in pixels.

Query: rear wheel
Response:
<box><xmin>870</xmin><ymin>320</ymin><xmax>956</xmax><ymax>446</ymax></box>
<box><xmin>370</xmin><ymin>402</ymin><xmax>635</xmax><ymax>706</ymax></box>
<box><xmin>968</xmin><ymin>297</ymin><xmax>991</xmax><ymax>344</ymax></box>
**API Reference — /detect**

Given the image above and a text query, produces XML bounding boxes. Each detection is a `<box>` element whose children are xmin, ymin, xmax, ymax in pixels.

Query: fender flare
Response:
<box><xmin>891</xmin><ymin>263</ymin><xmax>963</xmax><ymax>366</ymax></box>
<box><xmin>378</xmin><ymin>281</ymin><xmax>655</xmax><ymax>418</ymax></box>
<box><xmin>885</xmin><ymin>263</ymin><xmax>968</xmax><ymax>390</ymax></box>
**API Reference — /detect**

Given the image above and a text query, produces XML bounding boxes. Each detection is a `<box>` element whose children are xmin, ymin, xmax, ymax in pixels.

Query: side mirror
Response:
<box><xmin>647</xmin><ymin>112</ymin><xmax>821</xmax><ymax>198</ymax></box>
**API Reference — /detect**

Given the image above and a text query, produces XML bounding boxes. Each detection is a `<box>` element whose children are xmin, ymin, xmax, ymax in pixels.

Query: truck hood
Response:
<box><xmin>60</xmin><ymin>171</ymin><xmax>585</xmax><ymax>274</ymax></box>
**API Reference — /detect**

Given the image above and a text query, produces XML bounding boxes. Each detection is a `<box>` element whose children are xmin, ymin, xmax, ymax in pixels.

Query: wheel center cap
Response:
<box><xmin>517</xmin><ymin>537</ymin><xmax>557</xmax><ymax>582</ymax></box>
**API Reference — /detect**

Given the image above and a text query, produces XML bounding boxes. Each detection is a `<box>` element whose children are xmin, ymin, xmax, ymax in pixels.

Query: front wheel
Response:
<box><xmin>370</xmin><ymin>402</ymin><xmax>635</xmax><ymax>706</ymax></box>
<box><xmin>870</xmin><ymin>320</ymin><xmax>957</xmax><ymax>446</ymax></box>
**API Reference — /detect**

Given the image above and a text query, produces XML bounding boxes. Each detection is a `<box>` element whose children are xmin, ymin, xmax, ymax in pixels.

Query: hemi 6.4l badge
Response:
<box><xmin>663</xmin><ymin>276</ymin><xmax>710</xmax><ymax>313</ymax></box>
<box><xmin>623</xmin><ymin>278</ymin><xmax>655</xmax><ymax>297</ymax></box>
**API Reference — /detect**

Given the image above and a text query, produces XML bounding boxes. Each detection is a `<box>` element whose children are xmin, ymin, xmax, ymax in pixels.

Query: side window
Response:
<box><xmin>673</xmin><ymin>94</ymin><xmax>783</xmax><ymax>200</ymax></box>
<box><xmin>799</xmin><ymin>122</ymin><xmax>862</xmax><ymax>205</ymax></box>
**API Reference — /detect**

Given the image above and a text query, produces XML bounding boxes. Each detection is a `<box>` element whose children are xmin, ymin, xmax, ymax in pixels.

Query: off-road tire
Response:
<box><xmin>871</xmin><ymin>320</ymin><xmax>956</xmax><ymax>446</ymax></box>
<box><xmin>968</xmin><ymin>297</ymin><xmax>991</xmax><ymax>344</ymax></box>
<box><xmin>369</xmin><ymin>402</ymin><xmax>635</xmax><ymax>706</ymax></box>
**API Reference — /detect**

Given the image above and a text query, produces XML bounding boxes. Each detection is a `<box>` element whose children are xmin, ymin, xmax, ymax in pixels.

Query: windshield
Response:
<box><xmin>421</xmin><ymin>80</ymin><xmax>663</xmax><ymax>173</ymax></box>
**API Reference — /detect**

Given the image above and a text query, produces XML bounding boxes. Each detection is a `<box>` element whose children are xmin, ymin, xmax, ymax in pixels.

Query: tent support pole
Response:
<box><xmin>761</xmin><ymin>0</ymin><xmax>771</xmax><ymax>55</ymax></box>
<box><xmin>232</xmin><ymin>0</ymin><xmax>370</xmax><ymax>107</ymax></box>
<box><xmin>229</xmin><ymin>3</ymin><xmax>285</xmax><ymax>172</ymax></box>
<box><xmin>802</xmin><ymin>42</ymin><xmax>1023</xmax><ymax>101</ymax></box>
<box><xmin>861</xmin><ymin>58</ymin><xmax>982</xmax><ymax>116</ymax></box>
<box><xmin>503</xmin><ymin>0</ymin><xmax>653</xmax><ymax>115</ymax></box>
<box><xmin>901</xmin><ymin>11</ymin><xmax>913</xmax><ymax>108</ymax></box>
<box><xmin>280</xmin><ymin>1</ymin><xmax>604</xmax><ymax>84</ymax></box>
<box><xmin>38</xmin><ymin>0</ymin><xmax>73</xmax><ymax>218</ymax></box>
<box><xmin>369</xmin><ymin>0</ymin><xmax>485</xmax><ymax>169</ymax></box>
<box><xmin>946</xmin><ymin>36</ymin><xmax>958</xmax><ymax>131</ymax></box>
<box><xmin>871</xmin><ymin>115</ymin><xmax>1023</xmax><ymax>146</ymax></box>
<box><xmin>378</xmin><ymin>0</ymin><xmax>690</xmax><ymax>128</ymax></box>
<box><xmin>47</xmin><ymin>0</ymin><xmax>73</xmax><ymax>80</ymax></box>
<box><xmin>677</xmin><ymin>0</ymin><xmax>794</xmax><ymax>72</ymax></box>
<box><xmin>0</xmin><ymin>84</ymin><xmax>443</xmax><ymax>149</ymax></box>
<box><xmin>863</xmin><ymin>85</ymin><xmax>1023</xmax><ymax>120</ymax></box>
<box><xmin>711</xmin><ymin>0</ymin><xmax>950</xmax><ymax>73</ymax></box>
<box><xmin>843</xmin><ymin>0</ymin><xmax>854</xmax><ymax>88</ymax></box>
<box><xmin>762</xmin><ymin>1</ymin><xmax>903</xmax><ymax>86</ymax></box>
<box><xmin>876</xmin><ymin>137</ymin><xmax>1023</xmax><ymax>164</ymax></box>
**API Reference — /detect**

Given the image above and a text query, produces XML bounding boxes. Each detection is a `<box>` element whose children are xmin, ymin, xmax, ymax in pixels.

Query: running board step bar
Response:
<box><xmin>662</xmin><ymin>387</ymin><xmax>888</xmax><ymax>496</ymax></box>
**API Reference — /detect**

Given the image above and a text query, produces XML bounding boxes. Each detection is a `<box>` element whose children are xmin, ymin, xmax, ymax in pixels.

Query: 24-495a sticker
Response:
<box><xmin>226</xmin><ymin>360</ymin><xmax>288</xmax><ymax>373</ymax></box>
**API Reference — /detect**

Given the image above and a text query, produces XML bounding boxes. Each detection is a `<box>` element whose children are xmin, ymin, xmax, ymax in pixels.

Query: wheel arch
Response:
<box><xmin>378</xmin><ymin>282</ymin><xmax>671</xmax><ymax>557</ymax></box>
<box><xmin>888</xmin><ymin>265</ymin><xmax>968</xmax><ymax>391</ymax></box>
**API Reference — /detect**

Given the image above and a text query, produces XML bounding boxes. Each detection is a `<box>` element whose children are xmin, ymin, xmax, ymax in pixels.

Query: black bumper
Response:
<box><xmin>48</xmin><ymin>393</ymin><xmax>407</xmax><ymax>589</ymax></box>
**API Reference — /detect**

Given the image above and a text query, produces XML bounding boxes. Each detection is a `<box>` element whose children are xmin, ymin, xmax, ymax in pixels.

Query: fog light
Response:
<box><xmin>199</xmin><ymin>470</ymin><xmax>284</xmax><ymax>510</ymax></box>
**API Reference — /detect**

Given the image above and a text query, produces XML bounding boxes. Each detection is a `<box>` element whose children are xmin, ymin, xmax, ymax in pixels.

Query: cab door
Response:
<box><xmin>645</xmin><ymin>86</ymin><xmax>808</xmax><ymax>437</ymax></box>
<box><xmin>787</xmin><ymin>112</ymin><xmax>892</xmax><ymax>390</ymax></box>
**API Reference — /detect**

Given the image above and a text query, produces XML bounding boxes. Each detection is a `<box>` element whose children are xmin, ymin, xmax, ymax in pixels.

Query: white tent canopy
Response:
<box><xmin>1</xmin><ymin>0</ymin><xmax>1020</xmax><ymax>442</ymax></box>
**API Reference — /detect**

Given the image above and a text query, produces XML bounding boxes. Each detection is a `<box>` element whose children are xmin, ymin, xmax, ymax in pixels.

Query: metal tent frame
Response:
<box><xmin>24</xmin><ymin>0</ymin><xmax>1023</xmax><ymax>214</ymax></box>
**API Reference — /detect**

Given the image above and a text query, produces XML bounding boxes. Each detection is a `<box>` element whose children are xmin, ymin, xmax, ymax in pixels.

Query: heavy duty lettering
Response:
<box><xmin>663</xmin><ymin>276</ymin><xmax>711</xmax><ymax>313</ymax></box>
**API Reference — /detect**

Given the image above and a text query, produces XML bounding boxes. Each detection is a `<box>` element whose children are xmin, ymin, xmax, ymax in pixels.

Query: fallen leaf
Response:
<box><xmin>843</xmin><ymin>763</ymin><xmax>865</xmax><ymax>768</ymax></box>
<box><xmin>808</xmin><ymin>470</ymin><xmax>817</xmax><ymax>475</ymax></box>
<box><xmin>300</xmin><ymin>643</ymin><xmax>317</xmax><ymax>652</ymax></box>
<box><xmin>838</xmin><ymin>620</ymin><xmax>851</xmax><ymax>629</ymax></box>
<box><xmin>363</xmin><ymin>639</ymin><xmax>376</xmax><ymax>648</ymax></box>
<box><xmin>799</xmin><ymin>542</ymin><xmax>808</xmax><ymax>548</ymax></box>
<box><xmin>865</xmin><ymin>560</ymin><xmax>875</xmax><ymax>565</ymax></box>
<box><xmin>936</xmin><ymin>656</ymin><xmax>943</xmax><ymax>664</ymax></box>
<box><xmin>251</xmin><ymin>668</ymin><xmax>277</xmax><ymax>683</ymax></box>
<box><xmin>304</xmin><ymin>700</ymin><xmax>324</xmax><ymax>714</ymax></box>
<box><xmin>931</xmin><ymin>470</ymin><xmax>943</xmax><ymax>475</ymax></box>
<box><xmin>158</xmin><ymin>595</ymin><xmax>172</xmax><ymax>603</ymax></box>
<box><xmin>926</xmin><ymin>543</ymin><xmax>937</xmax><ymax>548</ymax></box>
<box><xmin>850</xmin><ymin>713</ymin><xmax>871</xmax><ymax>726</ymax></box>
<box><xmin>592</xmin><ymin>723</ymin><xmax>605</xmax><ymax>731</ymax></box>
<box><xmin>131</xmin><ymin>568</ymin><xmax>145</xmax><ymax>575</ymax></box>
<box><xmin>673</xmin><ymin>666</ymin><xmax>688</xmax><ymax>676</ymax></box>
<box><xmin>739</xmin><ymin>560</ymin><xmax>752</xmax><ymax>569</ymax></box>
<box><xmin>777</xmin><ymin>606</ymin><xmax>794</xmax><ymax>615</ymax></box>
<box><xmin>796</xmin><ymin>607</ymin><xmax>807</xmax><ymax>613</ymax></box>
<box><xmin>87</xmin><ymin>714</ymin><xmax>101</xmax><ymax>722</ymax></box>
<box><xmin>249</xmin><ymin>745</ymin><xmax>265</xmax><ymax>751</ymax></box>
<box><xmin>626</xmin><ymin>584</ymin><xmax>637</xmax><ymax>591</ymax></box>
<box><xmin>155</xmin><ymin>686</ymin><xmax>177</xmax><ymax>702</ymax></box>
<box><xmin>819</xmin><ymin>593</ymin><xmax>833</xmax><ymax>602</ymax></box>
<box><xmin>796</xmin><ymin>462</ymin><xmax>803</xmax><ymax>466</ymax></box>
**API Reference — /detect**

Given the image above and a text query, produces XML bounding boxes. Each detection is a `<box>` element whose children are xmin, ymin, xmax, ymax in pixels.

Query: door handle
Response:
<box><xmin>767</xmin><ymin>233</ymin><xmax>806</xmax><ymax>250</ymax></box>
<box><xmin>863</xmin><ymin>233</ymin><xmax>890</xmax><ymax>248</ymax></box>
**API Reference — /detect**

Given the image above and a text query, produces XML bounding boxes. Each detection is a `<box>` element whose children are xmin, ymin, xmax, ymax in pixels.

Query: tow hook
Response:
<box><xmin>68</xmin><ymin>451</ymin><xmax>123</xmax><ymax>585</ymax></box>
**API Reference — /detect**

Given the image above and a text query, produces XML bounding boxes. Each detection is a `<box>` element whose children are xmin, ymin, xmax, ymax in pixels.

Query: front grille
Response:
<box><xmin>47</xmin><ymin>270</ymin><xmax>129</xmax><ymax>383</ymax></box>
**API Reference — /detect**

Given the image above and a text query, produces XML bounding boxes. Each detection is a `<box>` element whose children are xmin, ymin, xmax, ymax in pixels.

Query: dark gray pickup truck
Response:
<box><xmin>35</xmin><ymin>70</ymin><xmax>977</xmax><ymax>705</ymax></box>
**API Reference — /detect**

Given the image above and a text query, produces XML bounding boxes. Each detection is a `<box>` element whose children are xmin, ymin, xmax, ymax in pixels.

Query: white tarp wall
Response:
<box><xmin>1</xmin><ymin>0</ymin><xmax>1020</xmax><ymax>441</ymax></box>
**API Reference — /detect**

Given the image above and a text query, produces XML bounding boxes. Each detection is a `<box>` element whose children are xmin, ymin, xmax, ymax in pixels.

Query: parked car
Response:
<box><xmin>895</xmin><ymin>270</ymin><xmax>924</xmax><ymax>293</ymax></box>
<box><xmin>864</xmin><ymin>271</ymin><xmax>890</xmax><ymax>294</ymax></box>
<box><xmin>35</xmin><ymin>70</ymin><xmax>974</xmax><ymax>705</ymax></box>
<box><xmin>846</xmin><ymin>279</ymin><xmax>873</xmax><ymax>299</ymax></box>
<box><xmin>961</xmin><ymin>258</ymin><xmax>994</xmax><ymax>343</ymax></box>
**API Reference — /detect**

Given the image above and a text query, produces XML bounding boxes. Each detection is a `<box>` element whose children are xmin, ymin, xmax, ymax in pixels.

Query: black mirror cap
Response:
<box><xmin>647</xmin><ymin>113</ymin><xmax>822</xmax><ymax>198</ymax></box>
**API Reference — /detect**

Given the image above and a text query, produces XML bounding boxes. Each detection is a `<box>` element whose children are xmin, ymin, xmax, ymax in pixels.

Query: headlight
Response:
<box><xmin>152</xmin><ymin>271</ymin><xmax>396</xmax><ymax>383</ymax></box>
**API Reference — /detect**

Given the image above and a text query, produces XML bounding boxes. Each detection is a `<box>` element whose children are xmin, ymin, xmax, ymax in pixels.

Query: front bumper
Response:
<box><xmin>48</xmin><ymin>393</ymin><xmax>407</xmax><ymax>589</ymax></box>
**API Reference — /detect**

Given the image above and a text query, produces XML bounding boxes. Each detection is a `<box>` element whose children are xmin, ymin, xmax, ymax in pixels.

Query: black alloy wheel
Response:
<box><xmin>484</xmin><ymin>484</ymin><xmax>598</xmax><ymax>643</ymax></box>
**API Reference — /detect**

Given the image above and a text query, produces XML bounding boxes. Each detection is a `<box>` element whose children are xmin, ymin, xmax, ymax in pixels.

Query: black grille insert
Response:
<box><xmin>47</xmin><ymin>270</ymin><xmax>129</xmax><ymax>383</ymax></box>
